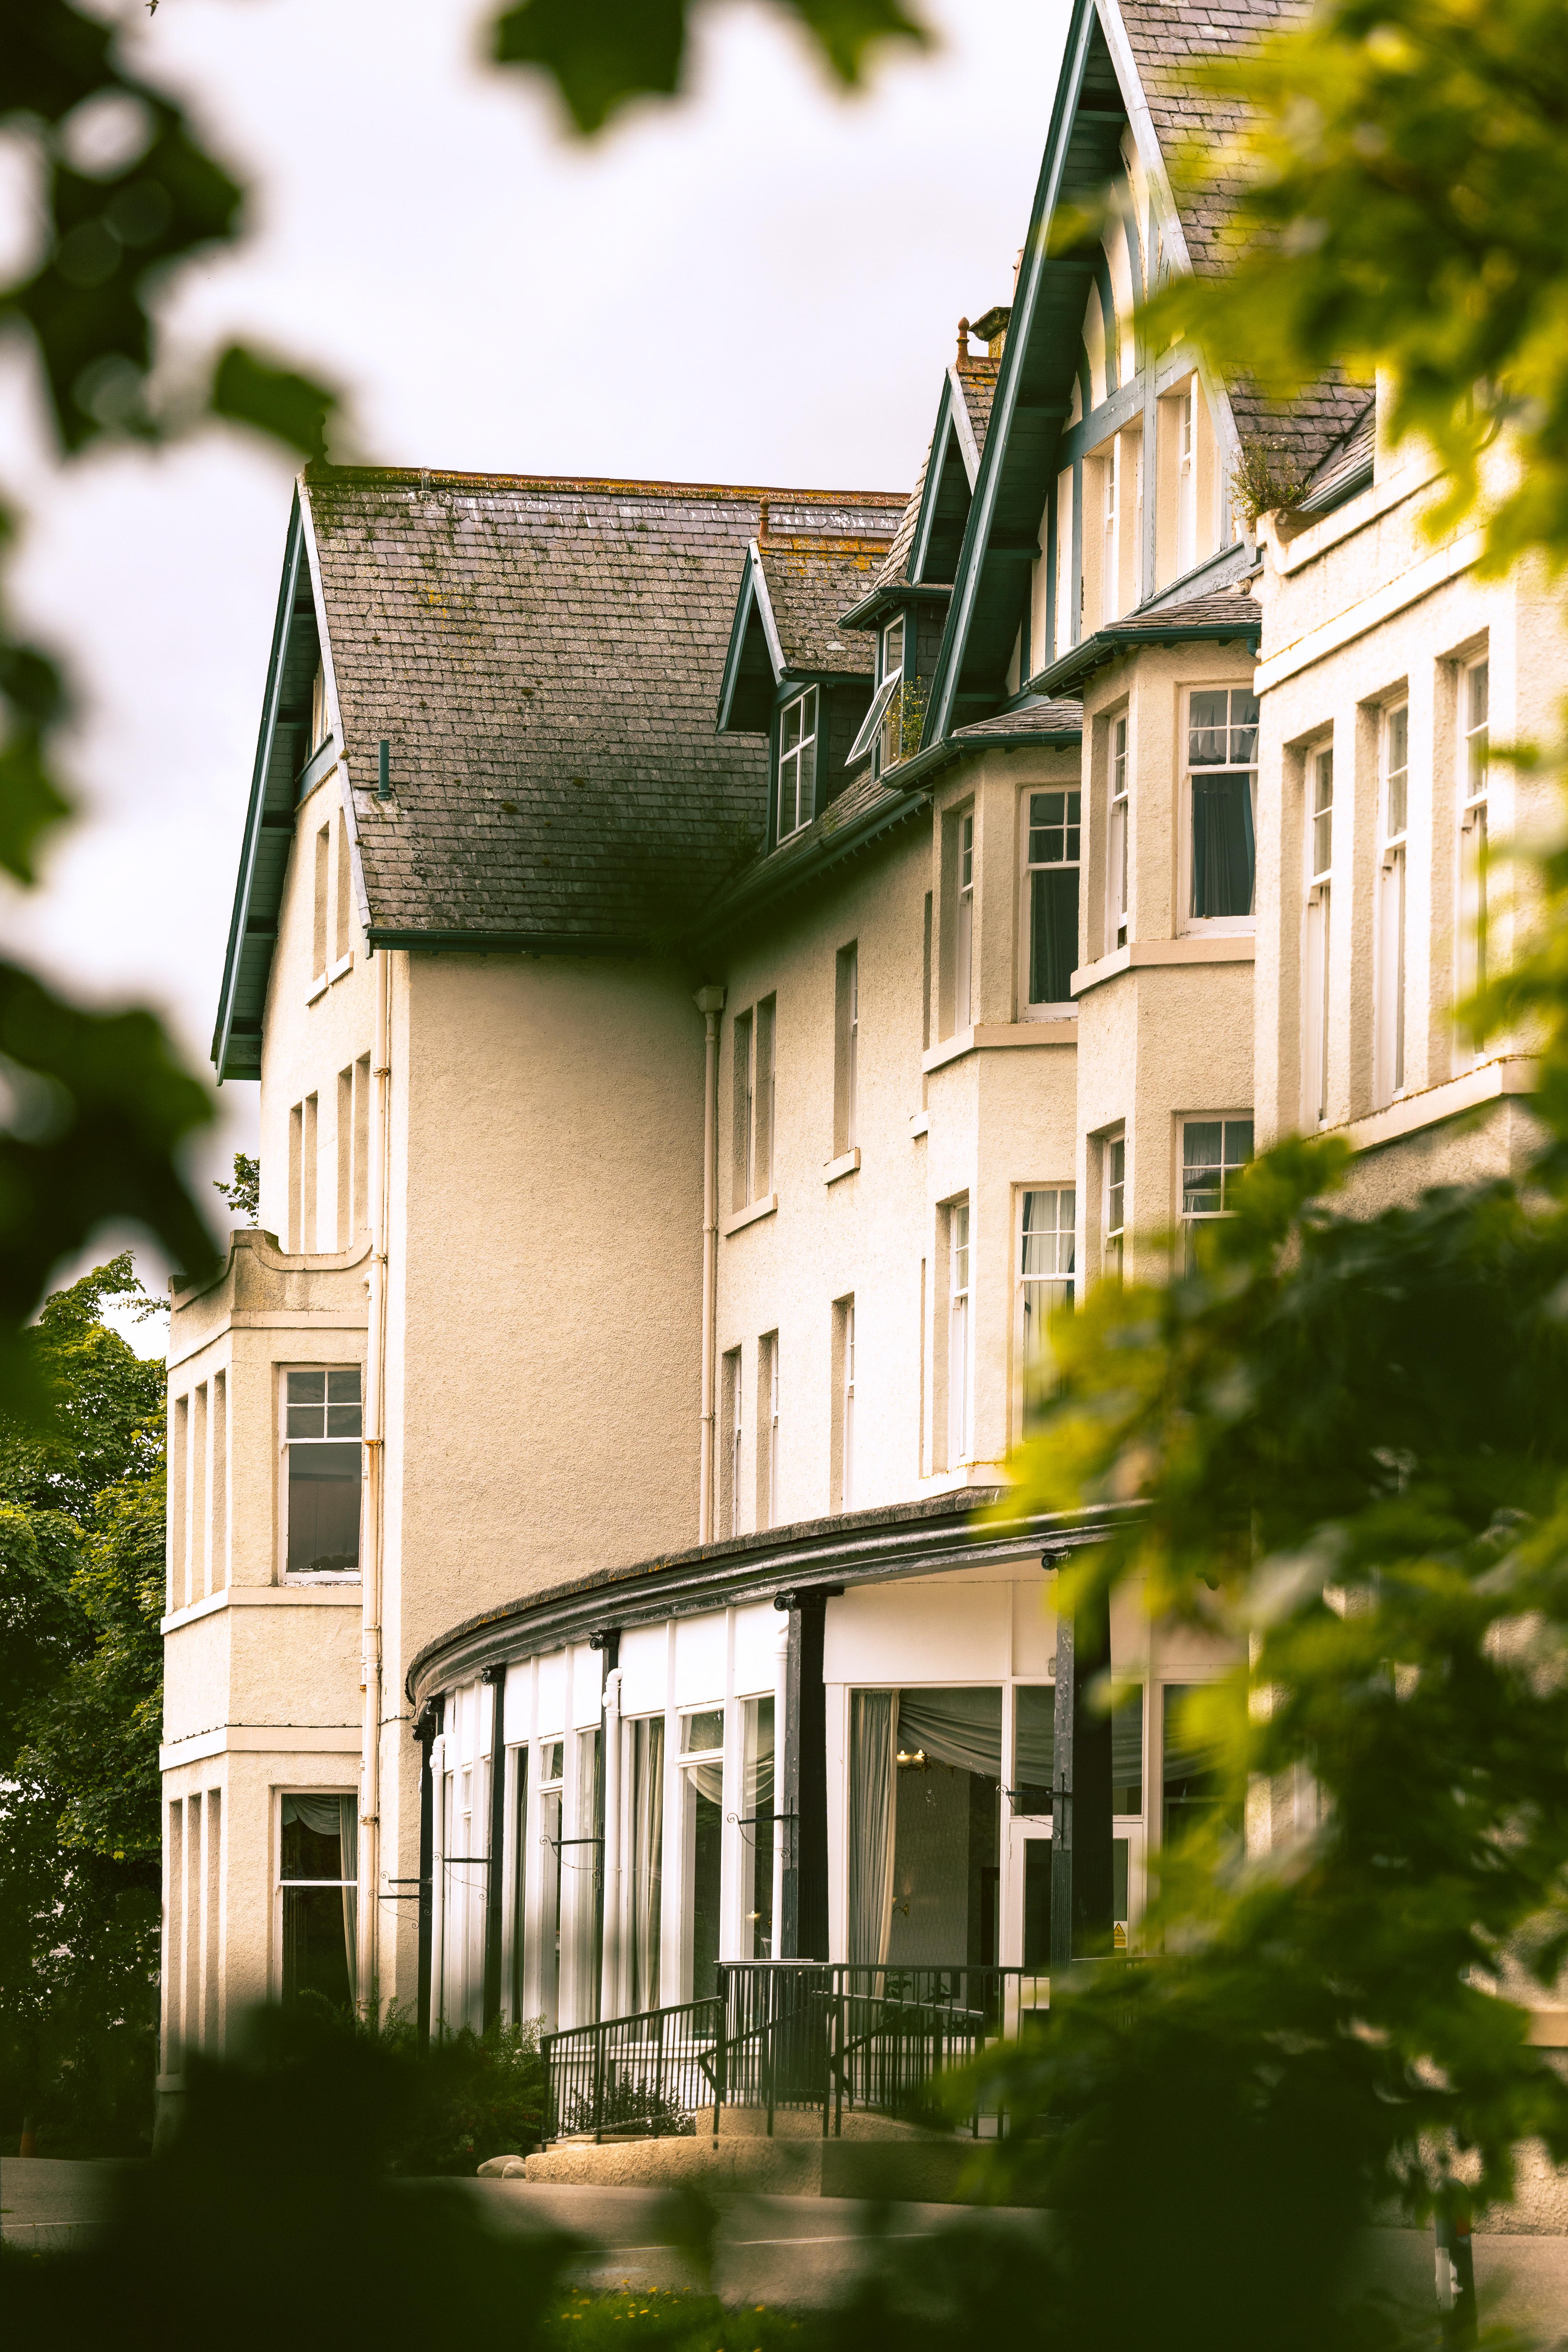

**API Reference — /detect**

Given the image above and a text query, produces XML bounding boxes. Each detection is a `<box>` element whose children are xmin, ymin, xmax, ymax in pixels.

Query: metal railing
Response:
<box><xmin>538</xmin><ymin>1964</ymin><xmax>1060</xmax><ymax>2147</ymax></box>
<box><xmin>718</xmin><ymin>1962</ymin><xmax>1051</xmax><ymax>2139</ymax></box>
<box><xmin>541</xmin><ymin>1995</ymin><xmax>721</xmax><ymax>2143</ymax></box>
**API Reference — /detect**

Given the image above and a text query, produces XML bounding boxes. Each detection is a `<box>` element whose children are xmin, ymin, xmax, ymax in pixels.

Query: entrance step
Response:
<box><xmin>523</xmin><ymin>2122</ymin><xmax>1007</xmax><ymax>2202</ymax></box>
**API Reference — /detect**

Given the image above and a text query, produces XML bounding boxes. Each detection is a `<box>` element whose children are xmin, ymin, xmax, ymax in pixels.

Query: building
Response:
<box><xmin>158</xmin><ymin>0</ymin><xmax>1562</xmax><ymax>2103</ymax></box>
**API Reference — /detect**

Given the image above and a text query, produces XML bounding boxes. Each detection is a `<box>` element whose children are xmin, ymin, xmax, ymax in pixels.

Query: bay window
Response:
<box><xmin>283</xmin><ymin>1367</ymin><xmax>362</xmax><ymax>1577</ymax></box>
<box><xmin>1023</xmin><ymin>787</ymin><xmax>1081</xmax><ymax>1013</ymax></box>
<box><xmin>777</xmin><ymin>686</ymin><xmax>818</xmax><ymax>840</ymax></box>
<box><xmin>1185</xmin><ymin>687</ymin><xmax>1258</xmax><ymax>924</ymax></box>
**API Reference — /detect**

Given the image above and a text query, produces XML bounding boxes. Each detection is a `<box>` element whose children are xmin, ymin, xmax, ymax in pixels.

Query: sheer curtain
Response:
<box><xmin>281</xmin><ymin>1793</ymin><xmax>357</xmax><ymax>1987</ymax></box>
<box><xmin>895</xmin><ymin>1687</ymin><xmax>1002</xmax><ymax>1777</ymax></box>
<box><xmin>630</xmin><ymin>1717</ymin><xmax>664</xmax><ymax>2013</ymax></box>
<box><xmin>849</xmin><ymin>1691</ymin><xmax>898</xmax><ymax>1964</ymax></box>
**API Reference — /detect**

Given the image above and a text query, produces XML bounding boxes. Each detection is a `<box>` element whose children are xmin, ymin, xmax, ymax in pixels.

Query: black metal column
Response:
<box><xmin>481</xmin><ymin>1666</ymin><xmax>507</xmax><ymax>2030</ymax></box>
<box><xmin>415</xmin><ymin>1699</ymin><xmax>440</xmax><ymax>2055</ymax></box>
<box><xmin>775</xmin><ymin>1587</ymin><xmax>833</xmax><ymax>1960</ymax></box>
<box><xmin>1051</xmin><ymin>1574</ymin><xmax>1114</xmax><ymax>1970</ymax></box>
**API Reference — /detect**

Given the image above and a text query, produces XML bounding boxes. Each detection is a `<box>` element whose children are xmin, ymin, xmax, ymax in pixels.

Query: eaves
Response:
<box><xmin>838</xmin><ymin>580</ymin><xmax>952</xmax><ymax>631</ymax></box>
<box><xmin>1031</xmin><ymin>615</ymin><xmax>1261</xmax><ymax>702</ymax></box>
<box><xmin>689</xmin><ymin>781</ymin><xmax>928</xmax><ymax>947</ymax></box>
<box><xmin>406</xmin><ymin>1491</ymin><xmax>1131</xmax><ymax>1707</ymax></box>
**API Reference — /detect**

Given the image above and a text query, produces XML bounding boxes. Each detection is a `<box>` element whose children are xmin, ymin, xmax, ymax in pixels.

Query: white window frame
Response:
<box><xmin>955</xmin><ymin>810</ymin><xmax>975</xmax><ymax>1031</ymax></box>
<box><xmin>948</xmin><ymin>1201</ymin><xmax>971</xmax><ymax>1464</ymax></box>
<box><xmin>1104</xmin><ymin>1132</ymin><xmax>1126</xmax><ymax>1280</ymax></box>
<box><xmin>758</xmin><ymin>1332</ymin><xmax>779</xmax><ymax>1530</ymax></box>
<box><xmin>842</xmin><ymin>1298</ymin><xmax>856</xmax><ymax>1509</ymax></box>
<box><xmin>1103</xmin><ymin>433</ymin><xmax>1121</xmax><ymax>627</ymax></box>
<box><xmin>278</xmin><ymin>1363</ymin><xmax>363</xmax><ymax>1583</ymax></box>
<box><xmin>1020</xmin><ymin>784</ymin><xmax>1082</xmax><ymax>1018</ymax></box>
<box><xmin>1177</xmin><ymin>1115</ymin><xmax>1254</xmax><ymax>1272</ymax></box>
<box><xmin>1176</xmin><ymin>380</ymin><xmax>1198</xmax><ymax>577</ymax></box>
<box><xmin>1017</xmin><ymin>1185</ymin><xmax>1075</xmax><ymax>1438</ymax></box>
<box><xmin>1302</xmin><ymin>743</ymin><xmax>1334</xmax><ymax>1130</ymax></box>
<box><xmin>274</xmin><ymin>1784</ymin><xmax>358</xmax><ymax>2005</ymax></box>
<box><xmin>1374</xmin><ymin>699</ymin><xmax>1410</xmax><ymax>1106</ymax></box>
<box><xmin>1456</xmin><ymin>654</ymin><xmax>1490</xmax><ymax>1041</ymax></box>
<box><xmin>776</xmin><ymin>685</ymin><xmax>819</xmax><ymax>842</ymax></box>
<box><xmin>1106</xmin><ymin>711</ymin><xmax>1130</xmax><ymax>952</ymax></box>
<box><xmin>677</xmin><ymin>1707</ymin><xmax>726</xmax><ymax>2002</ymax></box>
<box><xmin>1181</xmin><ymin>685</ymin><xmax>1259</xmax><ymax>936</ymax></box>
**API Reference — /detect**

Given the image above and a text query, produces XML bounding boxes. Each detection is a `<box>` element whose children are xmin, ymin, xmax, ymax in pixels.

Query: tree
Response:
<box><xmin>0</xmin><ymin>1256</ymin><xmax>168</xmax><ymax>2153</ymax></box>
<box><xmin>6</xmin><ymin>0</ymin><xmax>930</xmax><ymax>1411</ymax></box>
<box><xmin>1144</xmin><ymin>0</ymin><xmax>1568</xmax><ymax>583</ymax></box>
<box><xmin>214</xmin><ymin>1153</ymin><xmax>259</xmax><ymax>1228</ymax></box>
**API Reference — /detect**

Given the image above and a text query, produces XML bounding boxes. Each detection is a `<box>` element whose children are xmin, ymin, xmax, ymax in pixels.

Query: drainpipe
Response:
<box><xmin>693</xmin><ymin>986</ymin><xmax>726</xmax><ymax>1543</ymax></box>
<box><xmin>599</xmin><ymin>1653</ymin><xmax>623</xmax><ymax>2019</ymax></box>
<box><xmin>359</xmin><ymin>945</ymin><xmax>394</xmax><ymax>2017</ymax></box>
<box><xmin>414</xmin><ymin>1699</ymin><xmax>439</xmax><ymax>2055</ymax></box>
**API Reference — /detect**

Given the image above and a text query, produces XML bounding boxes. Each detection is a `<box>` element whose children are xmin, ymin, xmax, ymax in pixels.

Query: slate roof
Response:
<box><xmin>303</xmin><ymin>468</ymin><xmax>901</xmax><ymax>950</ymax></box>
<box><xmin>861</xmin><ymin>352</ymin><xmax>1001</xmax><ymax>605</ymax></box>
<box><xmin>956</xmin><ymin>356</ymin><xmax>1001</xmax><ymax>453</ymax></box>
<box><xmin>1115</xmin><ymin>0</ymin><xmax>1371</xmax><ymax>482</ymax></box>
<box><xmin>951</xmin><ymin>698</ymin><xmax>1085</xmax><ymax>741</ymax></box>
<box><xmin>755</xmin><ymin>540</ymin><xmax>881</xmax><ymax>675</ymax></box>
<box><xmin>1293</xmin><ymin>392</ymin><xmax>1376</xmax><ymax>519</ymax></box>
<box><xmin>1031</xmin><ymin>582</ymin><xmax>1262</xmax><ymax>698</ymax></box>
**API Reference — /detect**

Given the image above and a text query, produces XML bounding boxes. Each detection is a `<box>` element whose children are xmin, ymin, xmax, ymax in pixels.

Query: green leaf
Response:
<box><xmin>490</xmin><ymin>0</ymin><xmax>928</xmax><ymax>134</ymax></box>
<box><xmin>0</xmin><ymin>960</ymin><xmax>217</xmax><ymax>1421</ymax></box>
<box><xmin>210</xmin><ymin>343</ymin><xmax>339</xmax><ymax>464</ymax></box>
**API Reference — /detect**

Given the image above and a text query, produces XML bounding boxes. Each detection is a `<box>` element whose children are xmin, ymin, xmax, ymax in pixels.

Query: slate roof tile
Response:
<box><xmin>304</xmin><ymin>467</ymin><xmax>902</xmax><ymax>946</ymax></box>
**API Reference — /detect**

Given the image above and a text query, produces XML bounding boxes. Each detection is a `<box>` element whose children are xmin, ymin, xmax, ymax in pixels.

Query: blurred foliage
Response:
<box><xmin>1</xmin><ymin>2004</ymin><xmax>574</xmax><ymax>2345</ymax></box>
<box><xmin>213</xmin><ymin>1149</ymin><xmax>259</xmax><ymax>1227</ymax></box>
<box><xmin>967</xmin><ymin>852</ymin><xmax>1568</xmax><ymax>2334</ymax></box>
<box><xmin>1142</xmin><ymin>0</ymin><xmax>1568</xmax><ymax>575</ymax></box>
<box><xmin>374</xmin><ymin>2007</ymin><xmax>551</xmax><ymax>2174</ymax></box>
<box><xmin>0</xmin><ymin>1257</ymin><xmax>166</xmax><ymax>2154</ymax></box>
<box><xmin>491</xmin><ymin>0</ymin><xmax>929</xmax><ymax>136</ymax></box>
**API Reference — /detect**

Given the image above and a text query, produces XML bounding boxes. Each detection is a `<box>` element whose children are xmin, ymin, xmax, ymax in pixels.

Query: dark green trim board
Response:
<box><xmin>907</xmin><ymin>370</ymin><xmax>978</xmax><ymax>587</ymax></box>
<box><xmin>213</xmin><ymin>495</ymin><xmax>318</xmax><ymax>1081</ymax></box>
<box><xmin>715</xmin><ymin>542</ymin><xmax>784</xmax><ymax>734</ymax></box>
<box><xmin>1029</xmin><ymin>608</ymin><xmax>1261</xmax><ymax>702</ymax></box>
<box><xmin>921</xmin><ymin>0</ymin><xmax>1128</xmax><ymax>743</ymax></box>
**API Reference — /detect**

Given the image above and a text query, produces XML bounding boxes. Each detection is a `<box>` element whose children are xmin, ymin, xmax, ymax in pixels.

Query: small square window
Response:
<box><xmin>681</xmin><ymin>1708</ymin><xmax>725</xmax><ymax>1754</ymax></box>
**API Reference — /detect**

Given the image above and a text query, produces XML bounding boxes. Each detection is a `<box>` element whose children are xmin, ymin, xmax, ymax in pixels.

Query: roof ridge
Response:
<box><xmin>302</xmin><ymin>463</ymin><xmax>907</xmax><ymax>504</ymax></box>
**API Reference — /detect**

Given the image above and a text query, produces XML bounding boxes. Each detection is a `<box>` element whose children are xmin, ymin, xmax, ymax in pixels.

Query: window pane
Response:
<box><xmin>682</xmin><ymin>1707</ymin><xmax>724</xmax><ymax>1753</ymax></box>
<box><xmin>281</xmin><ymin>1809</ymin><xmax>344</xmax><ymax>1881</ymax></box>
<box><xmin>882</xmin><ymin>617</ymin><xmax>904</xmax><ymax>676</ymax></box>
<box><xmin>744</xmin><ymin>1695</ymin><xmax>774</xmax><ymax>1960</ymax></box>
<box><xmin>781</xmin><ymin>700</ymin><xmax>802</xmax><ymax>754</ymax></box>
<box><xmin>326</xmin><ymin>1403</ymin><xmax>362</xmax><ymax>1438</ymax></box>
<box><xmin>1013</xmin><ymin>1683</ymin><xmax>1054</xmax><ymax>1815</ymax></box>
<box><xmin>1223</xmin><ymin>1120</ymin><xmax>1254</xmax><ymax>1172</ymax></box>
<box><xmin>282</xmin><ymin>1885</ymin><xmax>353</xmax><ymax>2007</ymax></box>
<box><xmin>1182</xmin><ymin>1121</ymin><xmax>1223</xmax><ymax>1216</ymax></box>
<box><xmin>327</xmin><ymin>1368</ymin><xmax>361</xmax><ymax>1402</ymax></box>
<box><xmin>1188</xmin><ymin>690</ymin><xmax>1229</xmax><ymax>766</ymax></box>
<box><xmin>1190</xmin><ymin>773</ymin><xmax>1255</xmax><ymax>918</ymax></box>
<box><xmin>1029</xmin><ymin>790</ymin><xmax>1081</xmax><ymax>864</ymax></box>
<box><xmin>287</xmin><ymin>1403</ymin><xmax>325</xmax><ymax>1439</ymax></box>
<box><xmin>541</xmin><ymin>1740</ymin><xmax>564</xmax><ymax>1784</ymax></box>
<box><xmin>287</xmin><ymin>1370</ymin><xmax>326</xmax><ymax>1405</ymax></box>
<box><xmin>1030</xmin><ymin>866</ymin><xmax>1080</xmax><ymax>1002</ymax></box>
<box><xmin>287</xmin><ymin>1440</ymin><xmax>361</xmax><ymax>1573</ymax></box>
<box><xmin>1163</xmin><ymin>1684</ymin><xmax>1230</xmax><ymax>1847</ymax></box>
<box><xmin>1227</xmin><ymin>690</ymin><xmax>1260</xmax><ymax>764</ymax></box>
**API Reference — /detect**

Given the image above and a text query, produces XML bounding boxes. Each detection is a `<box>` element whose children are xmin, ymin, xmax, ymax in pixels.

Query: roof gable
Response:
<box><xmin>716</xmin><ymin>543</ymin><xmax>785</xmax><ymax>733</ymax></box>
<box><xmin>907</xmin><ymin>364</ymin><xmax>984</xmax><ymax>586</ymax></box>
<box><xmin>922</xmin><ymin>0</ymin><xmax>1369</xmax><ymax>746</ymax></box>
<box><xmin>213</xmin><ymin>494</ymin><xmax>327</xmax><ymax>1081</ymax></box>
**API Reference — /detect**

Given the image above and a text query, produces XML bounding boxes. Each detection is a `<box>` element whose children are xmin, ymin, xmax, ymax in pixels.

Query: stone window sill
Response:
<box><xmin>824</xmin><ymin>1147</ymin><xmax>861</xmax><ymax>1186</ymax></box>
<box><xmin>722</xmin><ymin>1193</ymin><xmax>777</xmax><ymax>1237</ymax></box>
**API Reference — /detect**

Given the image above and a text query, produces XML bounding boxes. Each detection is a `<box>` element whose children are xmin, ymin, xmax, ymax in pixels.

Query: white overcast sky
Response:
<box><xmin>1</xmin><ymin>0</ymin><xmax>1071</xmax><ymax>1344</ymax></box>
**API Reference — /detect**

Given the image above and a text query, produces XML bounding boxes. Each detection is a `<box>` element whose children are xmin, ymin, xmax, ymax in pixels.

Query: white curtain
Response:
<box><xmin>630</xmin><ymin>1717</ymin><xmax>663</xmax><ymax>2012</ymax></box>
<box><xmin>894</xmin><ymin>1687</ymin><xmax>1002</xmax><ymax>1776</ymax></box>
<box><xmin>849</xmin><ymin>1691</ymin><xmax>898</xmax><ymax>1965</ymax></box>
<box><xmin>281</xmin><ymin>1794</ymin><xmax>357</xmax><ymax>1989</ymax></box>
<box><xmin>686</xmin><ymin>1757</ymin><xmax>725</xmax><ymax>1805</ymax></box>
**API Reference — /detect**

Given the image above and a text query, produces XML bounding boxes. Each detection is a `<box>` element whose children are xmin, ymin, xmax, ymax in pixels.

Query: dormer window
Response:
<box><xmin>847</xmin><ymin>613</ymin><xmax>910</xmax><ymax>776</ymax></box>
<box><xmin>310</xmin><ymin>661</ymin><xmax>330</xmax><ymax>755</ymax></box>
<box><xmin>777</xmin><ymin>686</ymin><xmax>819</xmax><ymax>841</ymax></box>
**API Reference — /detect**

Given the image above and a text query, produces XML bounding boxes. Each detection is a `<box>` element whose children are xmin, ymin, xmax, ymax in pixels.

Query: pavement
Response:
<box><xmin>10</xmin><ymin>2158</ymin><xmax>1568</xmax><ymax>2331</ymax></box>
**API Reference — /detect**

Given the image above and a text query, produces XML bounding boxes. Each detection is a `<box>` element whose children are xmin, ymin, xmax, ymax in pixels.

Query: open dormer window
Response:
<box><xmin>777</xmin><ymin>686</ymin><xmax>819</xmax><ymax>840</ymax></box>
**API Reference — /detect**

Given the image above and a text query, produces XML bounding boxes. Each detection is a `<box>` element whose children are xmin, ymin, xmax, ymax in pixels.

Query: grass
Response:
<box><xmin>543</xmin><ymin>2288</ymin><xmax>809</xmax><ymax>2352</ymax></box>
